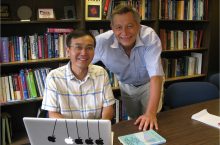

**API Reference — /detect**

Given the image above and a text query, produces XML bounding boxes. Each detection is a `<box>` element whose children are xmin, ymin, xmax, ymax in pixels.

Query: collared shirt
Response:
<box><xmin>41</xmin><ymin>62</ymin><xmax>115</xmax><ymax>119</ymax></box>
<box><xmin>93</xmin><ymin>25</ymin><xmax>164</xmax><ymax>86</ymax></box>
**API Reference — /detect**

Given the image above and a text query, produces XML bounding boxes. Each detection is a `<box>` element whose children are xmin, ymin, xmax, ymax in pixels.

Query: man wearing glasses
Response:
<box><xmin>41</xmin><ymin>30</ymin><xmax>115</xmax><ymax>120</ymax></box>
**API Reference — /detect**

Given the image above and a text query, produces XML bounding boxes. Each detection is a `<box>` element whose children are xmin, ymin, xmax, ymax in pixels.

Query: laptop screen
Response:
<box><xmin>23</xmin><ymin>117</ymin><xmax>112</xmax><ymax>145</ymax></box>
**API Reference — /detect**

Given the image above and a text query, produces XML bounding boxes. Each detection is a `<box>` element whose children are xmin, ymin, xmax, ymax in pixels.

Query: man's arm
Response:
<box><xmin>134</xmin><ymin>76</ymin><xmax>163</xmax><ymax>130</ymax></box>
<box><xmin>48</xmin><ymin>111</ymin><xmax>65</xmax><ymax>118</ymax></box>
<box><xmin>101</xmin><ymin>105</ymin><xmax>114</xmax><ymax>120</ymax></box>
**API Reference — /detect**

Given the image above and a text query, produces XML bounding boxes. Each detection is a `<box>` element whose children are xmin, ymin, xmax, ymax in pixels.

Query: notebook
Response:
<box><xmin>23</xmin><ymin>117</ymin><xmax>112</xmax><ymax>145</ymax></box>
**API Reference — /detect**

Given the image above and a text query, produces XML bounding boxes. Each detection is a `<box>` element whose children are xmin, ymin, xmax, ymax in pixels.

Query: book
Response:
<box><xmin>29</xmin><ymin>35</ymin><xmax>38</xmax><ymax>60</ymax></box>
<box><xmin>4</xmin><ymin>76</ymin><xmax>11</xmax><ymax>102</ymax></box>
<box><xmin>8</xmin><ymin>75</ymin><xmax>15</xmax><ymax>101</ymax></box>
<box><xmin>1</xmin><ymin>37</ymin><xmax>9</xmax><ymax>63</ymax></box>
<box><xmin>47</xmin><ymin>28</ymin><xmax>74</xmax><ymax>33</ymax></box>
<box><xmin>103</xmin><ymin>0</ymin><xmax>111</xmax><ymax>19</ymax></box>
<box><xmin>2</xmin><ymin>117</ymin><xmax>6</xmax><ymax>145</ymax></box>
<box><xmin>176</xmin><ymin>0</ymin><xmax>184</xmax><ymax>20</ymax></box>
<box><xmin>85</xmin><ymin>0</ymin><xmax>102</xmax><ymax>20</ymax></box>
<box><xmin>191</xmin><ymin>109</ymin><xmax>220</xmax><ymax>129</ymax></box>
<box><xmin>118</xmin><ymin>129</ymin><xmax>166</xmax><ymax>145</ymax></box>
<box><xmin>5</xmin><ymin>117</ymin><xmax>12</xmax><ymax>144</ymax></box>
<box><xmin>19</xmin><ymin>69</ymin><xmax>29</xmax><ymax>99</ymax></box>
<box><xmin>191</xmin><ymin>52</ymin><xmax>202</xmax><ymax>74</ymax></box>
<box><xmin>26</xmin><ymin>69</ymin><xmax>38</xmax><ymax>98</ymax></box>
<box><xmin>12</xmin><ymin>74</ymin><xmax>22</xmax><ymax>100</ymax></box>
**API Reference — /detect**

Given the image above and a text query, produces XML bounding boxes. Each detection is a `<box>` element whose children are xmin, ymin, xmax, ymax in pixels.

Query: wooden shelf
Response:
<box><xmin>1</xmin><ymin>58</ymin><xmax>69</xmax><ymax>67</ymax></box>
<box><xmin>0</xmin><ymin>97</ymin><xmax>43</xmax><ymax>107</ymax></box>
<box><xmin>165</xmin><ymin>74</ymin><xmax>206</xmax><ymax>83</ymax></box>
<box><xmin>162</xmin><ymin>48</ymin><xmax>207</xmax><ymax>53</ymax></box>
<box><xmin>1</xmin><ymin>19</ymin><xmax>81</xmax><ymax>25</ymax></box>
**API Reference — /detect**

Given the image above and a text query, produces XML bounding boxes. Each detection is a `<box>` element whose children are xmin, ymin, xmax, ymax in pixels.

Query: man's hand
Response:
<box><xmin>134</xmin><ymin>113</ymin><xmax>158</xmax><ymax>131</ymax></box>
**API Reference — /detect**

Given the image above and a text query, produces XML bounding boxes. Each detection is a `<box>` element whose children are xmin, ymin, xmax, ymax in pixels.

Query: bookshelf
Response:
<box><xmin>1</xmin><ymin>0</ymin><xmax>216</xmax><ymax>143</ymax></box>
<box><xmin>158</xmin><ymin>0</ymin><xmax>211</xmax><ymax>86</ymax></box>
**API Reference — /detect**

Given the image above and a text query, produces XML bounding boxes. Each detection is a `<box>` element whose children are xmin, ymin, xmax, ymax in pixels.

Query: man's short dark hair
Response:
<box><xmin>66</xmin><ymin>29</ymin><xmax>96</xmax><ymax>47</ymax></box>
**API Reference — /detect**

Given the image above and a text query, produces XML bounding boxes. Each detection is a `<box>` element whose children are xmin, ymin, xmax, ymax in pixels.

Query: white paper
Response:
<box><xmin>191</xmin><ymin>109</ymin><xmax>220</xmax><ymax>129</ymax></box>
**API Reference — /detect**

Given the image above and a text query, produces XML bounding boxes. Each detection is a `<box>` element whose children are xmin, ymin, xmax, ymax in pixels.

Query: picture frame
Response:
<box><xmin>64</xmin><ymin>6</ymin><xmax>76</xmax><ymax>19</ymax></box>
<box><xmin>85</xmin><ymin>0</ymin><xmax>102</xmax><ymax>20</ymax></box>
<box><xmin>37</xmin><ymin>8</ymin><xmax>55</xmax><ymax>20</ymax></box>
<box><xmin>0</xmin><ymin>4</ymin><xmax>10</xmax><ymax>19</ymax></box>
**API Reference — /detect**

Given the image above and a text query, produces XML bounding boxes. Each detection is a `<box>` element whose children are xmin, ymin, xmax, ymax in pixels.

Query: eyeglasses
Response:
<box><xmin>69</xmin><ymin>44</ymin><xmax>94</xmax><ymax>51</ymax></box>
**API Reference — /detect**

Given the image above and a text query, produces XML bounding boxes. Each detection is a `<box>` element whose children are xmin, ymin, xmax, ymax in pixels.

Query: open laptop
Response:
<box><xmin>23</xmin><ymin>117</ymin><xmax>112</xmax><ymax>145</ymax></box>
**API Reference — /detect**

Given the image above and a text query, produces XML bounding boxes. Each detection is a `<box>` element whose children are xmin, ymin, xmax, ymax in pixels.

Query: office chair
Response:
<box><xmin>209</xmin><ymin>73</ymin><xmax>220</xmax><ymax>89</ymax></box>
<box><xmin>37</xmin><ymin>109</ymin><xmax>48</xmax><ymax>118</ymax></box>
<box><xmin>164</xmin><ymin>82</ymin><xmax>219</xmax><ymax>109</ymax></box>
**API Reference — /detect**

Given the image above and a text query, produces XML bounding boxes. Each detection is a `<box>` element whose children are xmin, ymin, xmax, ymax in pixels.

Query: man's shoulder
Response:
<box><xmin>96</xmin><ymin>30</ymin><xmax>114</xmax><ymax>40</ymax></box>
<box><xmin>140</xmin><ymin>25</ymin><xmax>156</xmax><ymax>36</ymax></box>
<box><xmin>48</xmin><ymin>64</ymin><xmax>67</xmax><ymax>77</ymax></box>
<box><xmin>89</xmin><ymin>65</ymin><xmax>107</xmax><ymax>75</ymax></box>
<box><xmin>140</xmin><ymin>25</ymin><xmax>160</xmax><ymax>43</ymax></box>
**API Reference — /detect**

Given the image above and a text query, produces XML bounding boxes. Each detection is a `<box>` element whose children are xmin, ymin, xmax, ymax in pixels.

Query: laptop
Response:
<box><xmin>23</xmin><ymin>117</ymin><xmax>112</xmax><ymax>145</ymax></box>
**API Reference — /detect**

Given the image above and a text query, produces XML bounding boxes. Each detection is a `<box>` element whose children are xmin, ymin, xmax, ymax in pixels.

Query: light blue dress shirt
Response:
<box><xmin>93</xmin><ymin>25</ymin><xmax>164</xmax><ymax>86</ymax></box>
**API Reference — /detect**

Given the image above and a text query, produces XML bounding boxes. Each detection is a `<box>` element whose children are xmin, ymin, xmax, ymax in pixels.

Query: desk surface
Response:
<box><xmin>112</xmin><ymin>99</ymin><xmax>220</xmax><ymax>145</ymax></box>
<box><xmin>11</xmin><ymin>99</ymin><xmax>219</xmax><ymax>145</ymax></box>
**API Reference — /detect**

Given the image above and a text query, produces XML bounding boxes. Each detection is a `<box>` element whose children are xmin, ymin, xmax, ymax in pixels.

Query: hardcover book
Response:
<box><xmin>118</xmin><ymin>129</ymin><xmax>166</xmax><ymax>145</ymax></box>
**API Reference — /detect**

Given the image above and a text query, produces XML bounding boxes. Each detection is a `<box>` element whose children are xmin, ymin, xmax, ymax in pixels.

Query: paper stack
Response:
<box><xmin>191</xmin><ymin>109</ymin><xmax>220</xmax><ymax>129</ymax></box>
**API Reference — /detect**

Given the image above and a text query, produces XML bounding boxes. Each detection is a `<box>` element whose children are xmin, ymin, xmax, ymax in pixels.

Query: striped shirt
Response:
<box><xmin>41</xmin><ymin>62</ymin><xmax>115</xmax><ymax>119</ymax></box>
<box><xmin>93</xmin><ymin>25</ymin><xmax>164</xmax><ymax>86</ymax></box>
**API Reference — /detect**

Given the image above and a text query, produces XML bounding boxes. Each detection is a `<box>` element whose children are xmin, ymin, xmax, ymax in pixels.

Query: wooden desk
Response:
<box><xmin>112</xmin><ymin>99</ymin><xmax>220</xmax><ymax>145</ymax></box>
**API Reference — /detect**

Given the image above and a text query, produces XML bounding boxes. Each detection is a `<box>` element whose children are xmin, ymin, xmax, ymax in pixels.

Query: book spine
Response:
<box><xmin>1</xmin><ymin>37</ymin><xmax>10</xmax><ymax>63</ymax></box>
<box><xmin>16</xmin><ymin>36</ymin><xmax>20</xmax><ymax>61</ymax></box>
<box><xmin>38</xmin><ymin>35</ymin><xmax>42</xmax><ymax>59</ymax></box>
<box><xmin>19</xmin><ymin>36</ymin><xmax>25</xmax><ymax>62</ymax></box>
<box><xmin>8</xmin><ymin>75</ymin><xmax>15</xmax><ymax>101</ymax></box>
<box><xmin>12</xmin><ymin>74</ymin><xmax>21</xmax><ymax>100</ymax></box>
<box><xmin>8</xmin><ymin>37</ymin><xmax>15</xmax><ymax>62</ymax></box>
<box><xmin>4</xmin><ymin>76</ymin><xmax>11</xmax><ymax>102</ymax></box>
<box><xmin>58</xmin><ymin>34</ymin><xmax>64</xmax><ymax>58</ymax></box>
<box><xmin>17</xmin><ymin>75</ymin><xmax>24</xmax><ymax>100</ymax></box>
<box><xmin>47</xmin><ymin>33</ymin><xmax>52</xmax><ymax>58</ymax></box>
<box><xmin>1</xmin><ymin>76</ymin><xmax>7</xmax><ymax>102</ymax></box>
<box><xmin>19</xmin><ymin>69</ymin><xmax>29</xmax><ymax>99</ymax></box>
<box><xmin>44</xmin><ymin>33</ymin><xmax>48</xmax><ymax>58</ymax></box>
<box><xmin>34</xmin><ymin>69</ymin><xmax>43</xmax><ymax>97</ymax></box>
<box><xmin>23</xmin><ymin>36</ymin><xmax>28</xmax><ymax>61</ymax></box>
<box><xmin>54</xmin><ymin>33</ymin><xmax>59</xmax><ymax>58</ymax></box>
<box><xmin>26</xmin><ymin>69</ymin><xmax>38</xmax><ymax>98</ymax></box>
<box><xmin>104</xmin><ymin>0</ymin><xmax>111</xmax><ymax>17</ymax></box>
<box><xmin>47</xmin><ymin>28</ymin><xmax>74</xmax><ymax>33</ymax></box>
<box><xmin>29</xmin><ymin>35</ymin><xmax>37</xmax><ymax>59</ymax></box>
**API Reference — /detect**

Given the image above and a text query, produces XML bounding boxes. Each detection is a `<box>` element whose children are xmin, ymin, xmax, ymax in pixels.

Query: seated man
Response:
<box><xmin>41</xmin><ymin>30</ymin><xmax>115</xmax><ymax>120</ymax></box>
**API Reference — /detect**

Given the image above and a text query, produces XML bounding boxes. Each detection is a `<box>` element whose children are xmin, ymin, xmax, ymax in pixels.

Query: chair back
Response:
<box><xmin>209</xmin><ymin>73</ymin><xmax>220</xmax><ymax>89</ymax></box>
<box><xmin>164</xmin><ymin>82</ymin><xmax>219</xmax><ymax>109</ymax></box>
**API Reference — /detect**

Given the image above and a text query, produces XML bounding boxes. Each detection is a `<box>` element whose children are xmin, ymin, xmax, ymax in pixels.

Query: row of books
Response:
<box><xmin>0</xmin><ymin>66</ymin><xmax>119</xmax><ymax>103</ymax></box>
<box><xmin>0</xmin><ymin>68</ymin><xmax>50</xmax><ymax>103</ymax></box>
<box><xmin>159</xmin><ymin>0</ymin><xmax>208</xmax><ymax>20</ymax></box>
<box><xmin>160</xmin><ymin>29</ymin><xmax>204</xmax><ymax>50</ymax></box>
<box><xmin>85</xmin><ymin>0</ymin><xmax>152</xmax><ymax>20</ymax></box>
<box><xmin>1</xmin><ymin>113</ymin><xmax>12</xmax><ymax>145</ymax></box>
<box><xmin>0</xmin><ymin>28</ymin><xmax>73</xmax><ymax>63</ymax></box>
<box><xmin>162</xmin><ymin>52</ymin><xmax>202</xmax><ymax>78</ymax></box>
<box><xmin>113</xmin><ymin>0</ymin><xmax>152</xmax><ymax>20</ymax></box>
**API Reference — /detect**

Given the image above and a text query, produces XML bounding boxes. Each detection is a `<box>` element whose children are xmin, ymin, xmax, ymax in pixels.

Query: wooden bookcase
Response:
<box><xmin>1</xmin><ymin>0</ymin><xmax>214</xmax><ymax>143</ymax></box>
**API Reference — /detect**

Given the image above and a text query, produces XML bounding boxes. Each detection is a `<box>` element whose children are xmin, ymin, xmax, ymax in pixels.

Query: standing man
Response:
<box><xmin>41</xmin><ymin>30</ymin><xmax>115</xmax><ymax>120</ymax></box>
<box><xmin>93</xmin><ymin>5</ymin><xmax>164</xmax><ymax>130</ymax></box>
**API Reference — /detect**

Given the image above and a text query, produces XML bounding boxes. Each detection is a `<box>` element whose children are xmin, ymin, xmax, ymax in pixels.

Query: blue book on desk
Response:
<box><xmin>118</xmin><ymin>129</ymin><xmax>166</xmax><ymax>145</ymax></box>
